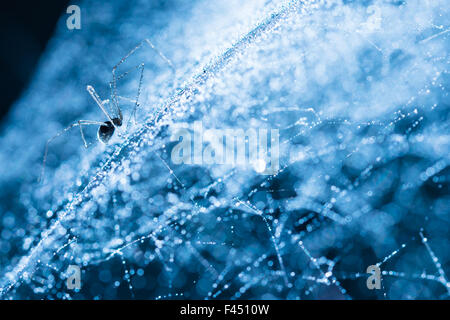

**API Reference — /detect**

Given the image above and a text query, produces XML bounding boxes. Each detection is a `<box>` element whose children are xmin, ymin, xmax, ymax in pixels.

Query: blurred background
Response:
<box><xmin>0</xmin><ymin>1</ymin><xmax>70</xmax><ymax>122</ymax></box>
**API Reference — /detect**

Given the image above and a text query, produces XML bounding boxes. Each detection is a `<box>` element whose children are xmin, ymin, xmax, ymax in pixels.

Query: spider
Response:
<box><xmin>39</xmin><ymin>39</ymin><xmax>175</xmax><ymax>183</ymax></box>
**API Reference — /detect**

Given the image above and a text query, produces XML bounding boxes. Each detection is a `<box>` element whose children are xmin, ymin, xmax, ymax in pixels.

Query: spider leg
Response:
<box><xmin>112</xmin><ymin>38</ymin><xmax>174</xmax><ymax>76</ymax></box>
<box><xmin>131</xmin><ymin>62</ymin><xmax>144</xmax><ymax>127</ymax></box>
<box><xmin>78</xmin><ymin>120</ymin><xmax>98</xmax><ymax>148</ymax></box>
<box><xmin>86</xmin><ymin>85</ymin><xmax>120</xmax><ymax>133</ymax></box>
<box><xmin>108</xmin><ymin>63</ymin><xmax>145</xmax><ymax>128</ymax></box>
<box><xmin>143</xmin><ymin>39</ymin><xmax>175</xmax><ymax>72</ymax></box>
<box><xmin>110</xmin><ymin>38</ymin><xmax>175</xmax><ymax>123</ymax></box>
<box><xmin>38</xmin><ymin>120</ymin><xmax>104</xmax><ymax>183</ymax></box>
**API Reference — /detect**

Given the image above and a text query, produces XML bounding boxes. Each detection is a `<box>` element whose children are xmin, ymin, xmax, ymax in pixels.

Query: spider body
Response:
<box><xmin>98</xmin><ymin>118</ymin><xmax>122</xmax><ymax>144</ymax></box>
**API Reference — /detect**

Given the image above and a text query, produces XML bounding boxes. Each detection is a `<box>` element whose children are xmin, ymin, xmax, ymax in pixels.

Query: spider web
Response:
<box><xmin>0</xmin><ymin>0</ymin><xmax>449</xmax><ymax>299</ymax></box>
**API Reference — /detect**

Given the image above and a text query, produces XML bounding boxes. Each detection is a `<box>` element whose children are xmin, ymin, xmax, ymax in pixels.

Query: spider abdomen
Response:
<box><xmin>98</xmin><ymin>118</ymin><xmax>121</xmax><ymax>143</ymax></box>
<box><xmin>98</xmin><ymin>122</ymin><xmax>114</xmax><ymax>143</ymax></box>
